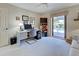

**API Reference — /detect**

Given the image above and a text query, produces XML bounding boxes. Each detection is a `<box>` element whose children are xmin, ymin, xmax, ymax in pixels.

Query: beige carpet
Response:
<box><xmin>0</xmin><ymin>37</ymin><xmax>70</xmax><ymax>56</ymax></box>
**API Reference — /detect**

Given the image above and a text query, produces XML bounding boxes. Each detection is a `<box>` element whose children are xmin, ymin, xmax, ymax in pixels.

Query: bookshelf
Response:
<box><xmin>40</xmin><ymin>18</ymin><xmax>48</xmax><ymax>37</ymax></box>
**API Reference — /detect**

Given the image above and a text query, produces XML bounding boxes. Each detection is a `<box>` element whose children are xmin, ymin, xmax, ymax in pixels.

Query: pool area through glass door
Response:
<box><xmin>52</xmin><ymin>15</ymin><xmax>66</xmax><ymax>39</ymax></box>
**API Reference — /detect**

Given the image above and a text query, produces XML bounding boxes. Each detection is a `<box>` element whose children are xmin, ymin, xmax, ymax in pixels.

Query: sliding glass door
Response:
<box><xmin>52</xmin><ymin>15</ymin><xmax>66</xmax><ymax>39</ymax></box>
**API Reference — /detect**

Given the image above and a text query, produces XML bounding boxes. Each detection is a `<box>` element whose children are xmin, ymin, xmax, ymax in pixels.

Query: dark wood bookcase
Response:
<box><xmin>40</xmin><ymin>18</ymin><xmax>48</xmax><ymax>37</ymax></box>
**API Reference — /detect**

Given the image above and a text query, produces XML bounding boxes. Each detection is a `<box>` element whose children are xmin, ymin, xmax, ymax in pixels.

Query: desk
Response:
<box><xmin>17</xmin><ymin>28</ymin><xmax>40</xmax><ymax>45</ymax></box>
<box><xmin>17</xmin><ymin>30</ymin><xmax>31</xmax><ymax>45</ymax></box>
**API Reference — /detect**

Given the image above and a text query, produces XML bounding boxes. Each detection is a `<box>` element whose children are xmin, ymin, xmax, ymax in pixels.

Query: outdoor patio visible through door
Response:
<box><xmin>52</xmin><ymin>15</ymin><xmax>66</xmax><ymax>39</ymax></box>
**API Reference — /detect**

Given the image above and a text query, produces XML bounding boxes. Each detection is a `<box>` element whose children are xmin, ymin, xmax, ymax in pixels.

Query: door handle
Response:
<box><xmin>5</xmin><ymin>28</ymin><xmax>8</xmax><ymax>30</ymax></box>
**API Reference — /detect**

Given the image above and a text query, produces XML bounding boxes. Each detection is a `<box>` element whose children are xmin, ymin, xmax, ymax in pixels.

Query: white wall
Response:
<box><xmin>66</xmin><ymin>5</ymin><xmax>79</xmax><ymax>39</ymax></box>
<box><xmin>0</xmin><ymin>4</ymin><xmax>40</xmax><ymax>41</ymax></box>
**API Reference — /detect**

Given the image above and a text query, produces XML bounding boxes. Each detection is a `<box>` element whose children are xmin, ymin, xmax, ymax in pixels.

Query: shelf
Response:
<box><xmin>74</xmin><ymin>19</ymin><xmax>79</xmax><ymax>21</ymax></box>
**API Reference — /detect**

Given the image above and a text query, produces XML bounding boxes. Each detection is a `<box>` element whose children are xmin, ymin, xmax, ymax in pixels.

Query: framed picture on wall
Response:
<box><xmin>16</xmin><ymin>16</ymin><xmax>20</xmax><ymax>20</ymax></box>
<box><xmin>29</xmin><ymin>17</ymin><xmax>35</xmax><ymax>25</ymax></box>
<box><xmin>22</xmin><ymin>15</ymin><xmax>29</xmax><ymax>21</ymax></box>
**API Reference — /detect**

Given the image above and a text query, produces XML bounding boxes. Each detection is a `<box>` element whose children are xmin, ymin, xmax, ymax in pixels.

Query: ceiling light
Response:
<box><xmin>37</xmin><ymin>3</ymin><xmax>48</xmax><ymax>8</ymax></box>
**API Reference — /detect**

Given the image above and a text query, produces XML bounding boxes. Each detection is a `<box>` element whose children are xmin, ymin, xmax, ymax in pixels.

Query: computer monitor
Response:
<box><xmin>24</xmin><ymin>24</ymin><xmax>32</xmax><ymax>30</ymax></box>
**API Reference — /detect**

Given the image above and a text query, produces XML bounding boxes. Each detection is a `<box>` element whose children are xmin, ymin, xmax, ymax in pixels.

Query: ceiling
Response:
<box><xmin>9</xmin><ymin>3</ymin><xmax>79</xmax><ymax>14</ymax></box>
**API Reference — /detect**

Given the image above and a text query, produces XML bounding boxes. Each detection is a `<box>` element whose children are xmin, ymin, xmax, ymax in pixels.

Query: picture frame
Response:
<box><xmin>22</xmin><ymin>15</ymin><xmax>29</xmax><ymax>21</ymax></box>
<box><xmin>29</xmin><ymin>17</ymin><xmax>35</xmax><ymax>25</ymax></box>
<box><xmin>16</xmin><ymin>16</ymin><xmax>20</xmax><ymax>20</ymax></box>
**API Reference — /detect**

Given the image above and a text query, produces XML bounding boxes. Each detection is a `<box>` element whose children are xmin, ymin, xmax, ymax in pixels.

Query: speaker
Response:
<box><xmin>10</xmin><ymin>37</ymin><xmax>17</xmax><ymax>45</ymax></box>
